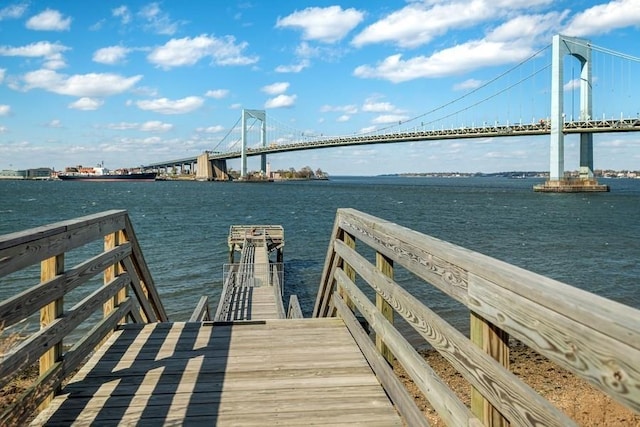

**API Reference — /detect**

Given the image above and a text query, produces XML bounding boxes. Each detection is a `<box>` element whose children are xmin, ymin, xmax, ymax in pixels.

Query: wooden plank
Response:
<box><xmin>0</xmin><ymin>299</ymin><xmax>133</xmax><ymax>426</ymax></box>
<box><xmin>313</xmin><ymin>213</ymin><xmax>342</xmax><ymax>317</ymax></box>
<box><xmin>0</xmin><ymin>244</ymin><xmax>131</xmax><ymax>329</ymax></box>
<box><xmin>336</xmin><ymin>208</ymin><xmax>639</xmax><ymax>351</ymax></box>
<box><xmin>470</xmin><ymin>311</ymin><xmax>509</xmax><ymax>427</ymax></box>
<box><xmin>334</xmin><ymin>294</ymin><xmax>429</xmax><ymax>427</ymax></box>
<box><xmin>0</xmin><ymin>274</ymin><xmax>129</xmax><ymax>389</ymax></box>
<box><xmin>188</xmin><ymin>296</ymin><xmax>211</xmax><ymax>322</ymax></box>
<box><xmin>335</xmin><ymin>208</ymin><xmax>469</xmax><ymax>305</ymax></box>
<box><xmin>103</xmin><ymin>232</ymin><xmax>120</xmax><ymax>318</ymax></box>
<box><xmin>287</xmin><ymin>295</ymin><xmax>303</xmax><ymax>318</ymax></box>
<box><xmin>122</xmin><ymin>256</ymin><xmax>158</xmax><ymax>322</ymax></box>
<box><xmin>0</xmin><ymin>211</ymin><xmax>126</xmax><ymax>277</ymax></box>
<box><xmin>39</xmin><ymin>253</ymin><xmax>64</xmax><ymax>408</ymax></box>
<box><xmin>469</xmin><ymin>273</ymin><xmax>640</xmax><ymax>413</ymax></box>
<box><xmin>376</xmin><ymin>251</ymin><xmax>395</xmax><ymax>364</ymax></box>
<box><xmin>334</xmin><ymin>269</ymin><xmax>472</xmax><ymax>427</ymax></box>
<box><xmin>35</xmin><ymin>317</ymin><xmax>403</xmax><ymax>426</ymax></box>
<box><xmin>123</xmin><ymin>215</ymin><xmax>168</xmax><ymax>321</ymax></box>
<box><xmin>334</xmin><ymin>241</ymin><xmax>576</xmax><ymax>426</ymax></box>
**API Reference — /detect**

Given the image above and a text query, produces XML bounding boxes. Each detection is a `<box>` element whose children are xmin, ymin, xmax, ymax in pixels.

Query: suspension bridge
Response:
<box><xmin>144</xmin><ymin>35</ymin><xmax>640</xmax><ymax>192</ymax></box>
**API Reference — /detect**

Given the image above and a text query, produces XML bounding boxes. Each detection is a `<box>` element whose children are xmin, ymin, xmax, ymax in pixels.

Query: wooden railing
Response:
<box><xmin>314</xmin><ymin>208</ymin><xmax>640</xmax><ymax>426</ymax></box>
<box><xmin>0</xmin><ymin>210</ymin><xmax>168</xmax><ymax>425</ymax></box>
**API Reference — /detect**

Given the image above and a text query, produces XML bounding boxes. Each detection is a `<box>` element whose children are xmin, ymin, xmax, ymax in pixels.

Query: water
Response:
<box><xmin>1</xmin><ymin>177</ymin><xmax>639</xmax><ymax>337</ymax></box>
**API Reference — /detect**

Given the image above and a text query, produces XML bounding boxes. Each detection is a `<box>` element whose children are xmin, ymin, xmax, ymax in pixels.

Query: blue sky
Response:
<box><xmin>1</xmin><ymin>0</ymin><xmax>639</xmax><ymax>175</ymax></box>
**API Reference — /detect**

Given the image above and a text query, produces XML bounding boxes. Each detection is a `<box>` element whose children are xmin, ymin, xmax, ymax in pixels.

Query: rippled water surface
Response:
<box><xmin>1</xmin><ymin>177</ymin><xmax>638</xmax><ymax>335</ymax></box>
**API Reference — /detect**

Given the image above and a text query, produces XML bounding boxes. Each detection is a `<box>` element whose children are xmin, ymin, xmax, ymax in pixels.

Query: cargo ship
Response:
<box><xmin>58</xmin><ymin>165</ymin><xmax>157</xmax><ymax>182</ymax></box>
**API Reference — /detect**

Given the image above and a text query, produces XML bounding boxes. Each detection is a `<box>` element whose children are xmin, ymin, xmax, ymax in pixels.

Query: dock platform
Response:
<box><xmin>31</xmin><ymin>222</ymin><xmax>402</xmax><ymax>426</ymax></box>
<box><xmin>33</xmin><ymin>319</ymin><xmax>402</xmax><ymax>426</ymax></box>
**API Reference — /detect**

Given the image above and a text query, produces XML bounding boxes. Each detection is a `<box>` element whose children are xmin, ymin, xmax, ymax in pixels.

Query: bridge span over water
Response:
<box><xmin>145</xmin><ymin>35</ymin><xmax>640</xmax><ymax>192</ymax></box>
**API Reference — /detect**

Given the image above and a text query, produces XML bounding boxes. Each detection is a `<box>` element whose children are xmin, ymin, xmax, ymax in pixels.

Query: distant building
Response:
<box><xmin>0</xmin><ymin>168</ymin><xmax>53</xmax><ymax>180</ymax></box>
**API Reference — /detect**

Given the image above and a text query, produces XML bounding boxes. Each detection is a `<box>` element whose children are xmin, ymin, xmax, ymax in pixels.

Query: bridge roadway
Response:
<box><xmin>33</xmin><ymin>225</ymin><xmax>404</xmax><ymax>426</ymax></box>
<box><xmin>145</xmin><ymin>117</ymin><xmax>640</xmax><ymax>169</ymax></box>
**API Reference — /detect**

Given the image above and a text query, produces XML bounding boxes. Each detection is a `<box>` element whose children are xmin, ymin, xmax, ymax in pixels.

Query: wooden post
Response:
<box><xmin>338</xmin><ymin>230</ymin><xmax>356</xmax><ymax>311</ymax></box>
<box><xmin>470</xmin><ymin>311</ymin><xmax>510</xmax><ymax>427</ymax></box>
<box><xmin>39</xmin><ymin>253</ymin><xmax>64</xmax><ymax>408</ymax></box>
<box><xmin>103</xmin><ymin>231</ymin><xmax>121</xmax><ymax>317</ymax></box>
<box><xmin>376</xmin><ymin>252</ymin><xmax>394</xmax><ymax>364</ymax></box>
<box><xmin>116</xmin><ymin>230</ymin><xmax>127</xmax><ymax>308</ymax></box>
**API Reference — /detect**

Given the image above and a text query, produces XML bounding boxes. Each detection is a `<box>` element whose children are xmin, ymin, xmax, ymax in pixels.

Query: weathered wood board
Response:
<box><xmin>32</xmin><ymin>319</ymin><xmax>402</xmax><ymax>426</ymax></box>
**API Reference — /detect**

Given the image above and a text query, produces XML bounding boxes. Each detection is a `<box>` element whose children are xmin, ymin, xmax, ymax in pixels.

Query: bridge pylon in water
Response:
<box><xmin>535</xmin><ymin>34</ymin><xmax>609</xmax><ymax>192</ymax></box>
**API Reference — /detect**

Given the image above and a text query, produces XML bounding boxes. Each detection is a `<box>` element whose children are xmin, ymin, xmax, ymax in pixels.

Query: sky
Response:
<box><xmin>1</xmin><ymin>0</ymin><xmax>640</xmax><ymax>175</ymax></box>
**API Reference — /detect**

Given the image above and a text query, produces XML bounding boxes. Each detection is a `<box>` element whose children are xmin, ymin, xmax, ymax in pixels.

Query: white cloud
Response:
<box><xmin>275</xmin><ymin>59</ymin><xmax>309</xmax><ymax>73</ymax></box>
<box><xmin>69</xmin><ymin>97</ymin><xmax>104</xmax><ymax>110</ymax></box>
<box><xmin>354</xmin><ymin>12</ymin><xmax>561</xmax><ymax>82</ymax></box>
<box><xmin>337</xmin><ymin>115</ymin><xmax>350</xmax><ymax>122</ymax></box>
<box><xmin>205</xmin><ymin>89</ymin><xmax>229</xmax><ymax>99</ymax></box>
<box><xmin>148</xmin><ymin>35</ymin><xmax>258</xmax><ymax>69</ymax></box>
<box><xmin>362</xmin><ymin>99</ymin><xmax>398</xmax><ymax>113</ymax></box>
<box><xmin>0</xmin><ymin>41</ymin><xmax>70</xmax><ymax>69</ymax></box>
<box><xmin>136</xmin><ymin>96</ymin><xmax>204</xmax><ymax>114</ymax></box>
<box><xmin>139</xmin><ymin>2</ymin><xmax>181</xmax><ymax>35</ymax></box>
<box><xmin>454</xmin><ymin>78</ymin><xmax>484</xmax><ymax>91</ymax></box>
<box><xmin>45</xmin><ymin>119</ymin><xmax>62</xmax><ymax>128</ymax></box>
<box><xmin>564</xmin><ymin>78</ymin><xmax>580</xmax><ymax>91</ymax></box>
<box><xmin>372</xmin><ymin>114</ymin><xmax>410</xmax><ymax>124</ymax></box>
<box><xmin>320</xmin><ymin>104</ymin><xmax>358</xmax><ymax>114</ymax></box>
<box><xmin>139</xmin><ymin>120</ymin><xmax>173</xmax><ymax>132</ymax></box>
<box><xmin>0</xmin><ymin>126</ymin><xmax>7</xmax><ymax>133</ymax></box>
<box><xmin>0</xmin><ymin>104</ymin><xmax>10</xmax><ymax>115</ymax></box>
<box><xmin>22</xmin><ymin>69</ymin><xmax>142</xmax><ymax>96</ymax></box>
<box><xmin>196</xmin><ymin>125</ymin><xmax>225</xmax><ymax>133</ymax></box>
<box><xmin>352</xmin><ymin>0</ymin><xmax>554</xmax><ymax>48</ymax></box>
<box><xmin>230</xmin><ymin>103</ymin><xmax>242</xmax><ymax>109</ymax></box>
<box><xmin>112</xmin><ymin>5</ymin><xmax>131</xmax><ymax>25</ymax></box>
<box><xmin>564</xmin><ymin>0</ymin><xmax>640</xmax><ymax>37</ymax></box>
<box><xmin>0</xmin><ymin>68</ymin><xmax>4</xmax><ymax>83</ymax></box>
<box><xmin>93</xmin><ymin>46</ymin><xmax>131</xmax><ymax>65</ymax></box>
<box><xmin>26</xmin><ymin>9</ymin><xmax>71</xmax><ymax>31</ymax></box>
<box><xmin>359</xmin><ymin>125</ymin><xmax>378</xmax><ymax>134</ymax></box>
<box><xmin>261</xmin><ymin>82</ymin><xmax>289</xmax><ymax>95</ymax></box>
<box><xmin>0</xmin><ymin>3</ymin><xmax>28</xmax><ymax>20</ymax></box>
<box><xmin>106</xmin><ymin>122</ymin><xmax>138</xmax><ymax>130</ymax></box>
<box><xmin>265</xmin><ymin>94</ymin><xmax>297</xmax><ymax>109</ymax></box>
<box><xmin>276</xmin><ymin>6</ymin><xmax>364</xmax><ymax>43</ymax></box>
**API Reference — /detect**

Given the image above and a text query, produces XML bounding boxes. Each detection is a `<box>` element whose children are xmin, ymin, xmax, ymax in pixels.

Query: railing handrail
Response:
<box><xmin>315</xmin><ymin>208</ymin><xmax>640</xmax><ymax>426</ymax></box>
<box><xmin>0</xmin><ymin>210</ymin><xmax>168</xmax><ymax>425</ymax></box>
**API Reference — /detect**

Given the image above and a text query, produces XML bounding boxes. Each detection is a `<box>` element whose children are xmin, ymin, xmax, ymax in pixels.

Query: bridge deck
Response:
<box><xmin>32</xmin><ymin>319</ymin><xmax>402</xmax><ymax>426</ymax></box>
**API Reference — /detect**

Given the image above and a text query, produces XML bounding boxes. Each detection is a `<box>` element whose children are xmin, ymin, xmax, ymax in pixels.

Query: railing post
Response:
<box><xmin>337</xmin><ymin>230</ymin><xmax>356</xmax><ymax>311</ymax></box>
<box><xmin>470</xmin><ymin>311</ymin><xmax>510</xmax><ymax>427</ymax></box>
<box><xmin>376</xmin><ymin>252</ymin><xmax>394</xmax><ymax>364</ymax></box>
<box><xmin>39</xmin><ymin>253</ymin><xmax>64</xmax><ymax>408</ymax></box>
<box><xmin>116</xmin><ymin>230</ymin><xmax>128</xmax><ymax>313</ymax></box>
<box><xmin>104</xmin><ymin>231</ymin><xmax>123</xmax><ymax>320</ymax></box>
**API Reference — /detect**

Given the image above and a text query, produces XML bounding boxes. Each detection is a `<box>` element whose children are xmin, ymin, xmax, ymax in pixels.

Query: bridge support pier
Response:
<box><xmin>196</xmin><ymin>152</ymin><xmax>229</xmax><ymax>181</ymax></box>
<box><xmin>535</xmin><ymin>34</ymin><xmax>608</xmax><ymax>192</ymax></box>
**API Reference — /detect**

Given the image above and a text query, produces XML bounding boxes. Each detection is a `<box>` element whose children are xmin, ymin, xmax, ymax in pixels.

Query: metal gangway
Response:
<box><xmin>214</xmin><ymin>225</ymin><xmax>285</xmax><ymax>321</ymax></box>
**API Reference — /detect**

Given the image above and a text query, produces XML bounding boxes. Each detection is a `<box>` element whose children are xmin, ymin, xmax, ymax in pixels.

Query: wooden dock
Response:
<box><xmin>33</xmin><ymin>319</ymin><xmax>402</xmax><ymax>426</ymax></box>
<box><xmin>30</xmin><ymin>222</ymin><xmax>404</xmax><ymax>426</ymax></box>
<box><xmin>2</xmin><ymin>209</ymin><xmax>639</xmax><ymax>426</ymax></box>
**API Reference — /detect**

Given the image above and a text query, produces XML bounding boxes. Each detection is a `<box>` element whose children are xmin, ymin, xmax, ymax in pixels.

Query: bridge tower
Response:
<box><xmin>241</xmin><ymin>109</ymin><xmax>267</xmax><ymax>179</ymax></box>
<box><xmin>536</xmin><ymin>34</ymin><xmax>608</xmax><ymax>192</ymax></box>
